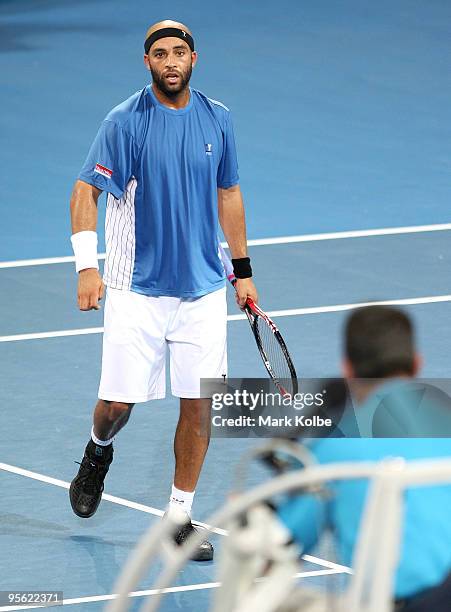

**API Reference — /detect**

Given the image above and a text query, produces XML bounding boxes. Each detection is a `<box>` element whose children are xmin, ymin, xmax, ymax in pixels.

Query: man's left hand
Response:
<box><xmin>235</xmin><ymin>278</ymin><xmax>258</xmax><ymax>308</ymax></box>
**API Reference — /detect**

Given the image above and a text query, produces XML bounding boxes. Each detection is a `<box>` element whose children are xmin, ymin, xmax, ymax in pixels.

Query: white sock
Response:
<box><xmin>91</xmin><ymin>426</ymin><xmax>114</xmax><ymax>446</ymax></box>
<box><xmin>168</xmin><ymin>484</ymin><xmax>195</xmax><ymax>517</ymax></box>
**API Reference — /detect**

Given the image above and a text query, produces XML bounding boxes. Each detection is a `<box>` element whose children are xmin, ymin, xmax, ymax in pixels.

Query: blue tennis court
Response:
<box><xmin>1</xmin><ymin>0</ymin><xmax>450</xmax><ymax>610</ymax></box>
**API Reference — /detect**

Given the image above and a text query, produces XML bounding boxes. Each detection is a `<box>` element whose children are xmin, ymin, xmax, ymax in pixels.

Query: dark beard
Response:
<box><xmin>150</xmin><ymin>64</ymin><xmax>192</xmax><ymax>99</ymax></box>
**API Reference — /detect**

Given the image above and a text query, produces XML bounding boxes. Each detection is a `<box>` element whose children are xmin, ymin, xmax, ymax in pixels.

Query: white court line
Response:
<box><xmin>227</xmin><ymin>294</ymin><xmax>451</xmax><ymax>321</ymax></box>
<box><xmin>0</xmin><ymin>255</ymin><xmax>78</xmax><ymax>269</ymax></box>
<box><xmin>302</xmin><ymin>555</ymin><xmax>352</xmax><ymax>574</ymax></box>
<box><xmin>0</xmin><ymin>569</ymin><xmax>344</xmax><ymax>611</ymax></box>
<box><xmin>1</xmin><ymin>222</ymin><xmax>451</xmax><ymax>269</ymax></box>
<box><xmin>246</xmin><ymin>222</ymin><xmax>451</xmax><ymax>246</ymax></box>
<box><xmin>0</xmin><ymin>462</ymin><xmax>226</xmax><ymax>536</ymax></box>
<box><xmin>0</xmin><ymin>461</ymin><xmax>351</xmax><ymax>574</ymax></box>
<box><xmin>0</xmin><ymin>327</ymin><xmax>105</xmax><ymax>343</ymax></box>
<box><xmin>1</xmin><ymin>294</ymin><xmax>451</xmax><ymax>343</ymax></box>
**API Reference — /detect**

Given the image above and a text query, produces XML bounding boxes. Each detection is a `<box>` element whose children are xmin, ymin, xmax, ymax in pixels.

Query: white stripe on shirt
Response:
<box><xmin>103</xmin><ymin>177</ymin><xmax>137</xmax><ymax>290</ymax></box>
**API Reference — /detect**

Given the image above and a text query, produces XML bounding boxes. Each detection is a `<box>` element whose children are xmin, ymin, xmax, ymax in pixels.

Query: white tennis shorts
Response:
<box><xmin>98</xmin><ymin>286</ymin><xmax>227</xmax><ymax>403</ymax></box>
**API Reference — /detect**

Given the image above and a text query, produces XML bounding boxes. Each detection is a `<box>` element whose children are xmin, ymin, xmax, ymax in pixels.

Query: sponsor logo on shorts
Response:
<box><xmin>205</xmin><ymin>143</ymin><xmax>213</xmax><ymax>156</ymax></box>
<box><xmin>95</xmin><ymin>163</ymin><xmax>113</xmax><ymax>178</ymax></box>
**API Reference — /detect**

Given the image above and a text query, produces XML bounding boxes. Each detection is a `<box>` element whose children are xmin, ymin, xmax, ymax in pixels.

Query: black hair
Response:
<box><xmin>344</xmin><ymin>305</ymin><xmax>415</xmax><ymax>378</ymax></box>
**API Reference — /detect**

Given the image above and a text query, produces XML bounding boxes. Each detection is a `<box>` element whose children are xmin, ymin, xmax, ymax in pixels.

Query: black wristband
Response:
<box><xmin>232</xmin><ymin>257</ymin><xmax>252</xmax><ymax>279</ymax></box>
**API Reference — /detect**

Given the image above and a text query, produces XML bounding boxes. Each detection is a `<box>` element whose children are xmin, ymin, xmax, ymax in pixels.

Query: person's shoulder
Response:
<box><xmin>104</xmin><ymin>87</ymin><xmax>149</xmax><ymax>135</ymax></box>
<box><xmin>206</xmin><ymin>95</ymin><xmax>231</xmax><ymax>113</ymax></box>
<box><xmin>192</xmin><ymin>89</ymin><xmax>232</xmax><ymax>120</ymax></box>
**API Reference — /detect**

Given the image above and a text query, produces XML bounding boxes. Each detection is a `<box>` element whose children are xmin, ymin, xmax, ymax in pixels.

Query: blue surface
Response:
<box><xmin>1</xmin><ymin>1</ymin><xmax>451</xmax><ymax>610</ymax></box>
<box><xmin>1</xmin><ymin>0</ymin><xmax>450</xmax><ymax>260</ymax></box>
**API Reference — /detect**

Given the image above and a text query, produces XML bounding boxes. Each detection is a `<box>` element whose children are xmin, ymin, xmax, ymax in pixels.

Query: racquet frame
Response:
<box><xmin>218</xmin><ymin>243</ymin><xmax>298</xmax><ymax>397</ymax></box>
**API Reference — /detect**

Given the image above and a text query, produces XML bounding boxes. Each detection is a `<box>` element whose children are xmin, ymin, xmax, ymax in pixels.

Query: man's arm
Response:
<box><xmin>277</xmin><ymin>493</ymin><xmax>327</xmax><ymax>554</ymax></box>
<box><xmin>218</xmin><ymin>185</ymin><xmax>258</xmax><ymax>307</ymax></box>
<box><xmin>70</xmin><ymin>179</ymin><xmax>104</xmax><ymax>311</ymax></box>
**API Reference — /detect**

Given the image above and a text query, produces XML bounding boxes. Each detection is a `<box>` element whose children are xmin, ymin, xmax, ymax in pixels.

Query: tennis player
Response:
<box><xmin>69</xmin><ymin>19</ymin><xmax>257</xmax><ymax>561</ymax></box>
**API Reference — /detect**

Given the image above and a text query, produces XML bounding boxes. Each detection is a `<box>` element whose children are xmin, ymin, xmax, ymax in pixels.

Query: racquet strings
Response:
<box><xmin>252</xmin><ymin>312</ymin><xmax>297</xmax><ymax>396</ymax></box>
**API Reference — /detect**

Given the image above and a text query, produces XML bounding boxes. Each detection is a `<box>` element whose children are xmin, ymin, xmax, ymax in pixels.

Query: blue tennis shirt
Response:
<box><xmin>78</xmin><ymin>85</ymin><xmax>239</xmax><ymax>297</ymax></box>
<box><xmin>278</xmin><ymin>381</ymin><xmax>451</xmax><ymax>599</ymax></box>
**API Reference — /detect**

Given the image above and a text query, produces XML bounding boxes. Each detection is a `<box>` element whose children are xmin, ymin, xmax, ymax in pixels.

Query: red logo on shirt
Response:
<box><xmin>94</xmin><ymin>163</ymin><xmax>113</xmax><ymax>179</ymax></box>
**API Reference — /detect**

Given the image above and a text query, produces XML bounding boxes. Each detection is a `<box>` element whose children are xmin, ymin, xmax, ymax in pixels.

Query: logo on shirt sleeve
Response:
<box><xmin>94</xmin><ymin>163</ymin><xmax>113</xmax><ymax>179</ymax></box>
<box><xmin>205</xmin><ymin>144</ymin><xmax>213</xmax><ymax>156</ymax></box>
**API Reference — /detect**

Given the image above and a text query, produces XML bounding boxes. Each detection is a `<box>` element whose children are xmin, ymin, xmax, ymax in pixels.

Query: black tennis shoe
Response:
<box><xmin>173</xmin><ymin>518</ymin><xmax>214</xmax><ymax>561</ymax></box>
<box><xmin>69</xmin><ymin>442</ymin><xmax>113</xmax><ymax>518</ymax></box>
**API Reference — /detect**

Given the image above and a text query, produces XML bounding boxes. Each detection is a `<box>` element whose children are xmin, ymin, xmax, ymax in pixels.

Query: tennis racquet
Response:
<box><xmin>219</xmin><ymin>243</ymin><xmax>298</xmax><ymax>398</ymax></box>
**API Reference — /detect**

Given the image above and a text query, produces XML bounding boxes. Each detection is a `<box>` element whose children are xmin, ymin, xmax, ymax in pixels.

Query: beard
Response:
<box><xmin>150</xmin><ymin>62</ymin><xmax>192</xmax><ymax>99</ymax></box>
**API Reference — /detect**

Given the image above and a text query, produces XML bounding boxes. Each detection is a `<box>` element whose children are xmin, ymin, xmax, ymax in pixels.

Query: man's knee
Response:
<box><xmin>101</xmin><ymin>400</ymin><xmax>134</xmax><ymax>424</ymax></box>
<box><xmin>180</xmin><ymin>398</ymin><xmax>210</xmax><ymax>415</ymax></box>
<box><xmin>179</xmin><ymin>398</ymin><xmax>211</xmax><ymax>435</ymax></box>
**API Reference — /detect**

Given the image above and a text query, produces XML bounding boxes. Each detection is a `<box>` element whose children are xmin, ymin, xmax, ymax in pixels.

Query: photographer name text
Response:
<box><xmin>212</xmin><ymin>415</ymin><xmax>332</xmax><ymax>428</ymax></box>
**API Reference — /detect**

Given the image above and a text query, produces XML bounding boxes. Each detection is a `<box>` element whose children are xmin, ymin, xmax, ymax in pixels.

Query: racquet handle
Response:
<box><xmin>218</xmin><ymin>242</ymin><xmax>235</xmax><ymax>283</ymax></box>
<box><xmin>218</xmin><ymin>242</ymin><xmax>255</xmax><ymax>310</ymax></box>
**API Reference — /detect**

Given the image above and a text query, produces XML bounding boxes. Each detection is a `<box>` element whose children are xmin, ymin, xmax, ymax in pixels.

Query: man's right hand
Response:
<box><xmin>77</xmin><ymin>268</ymin><xmax>104</xmax><ymax>311</ymax></box>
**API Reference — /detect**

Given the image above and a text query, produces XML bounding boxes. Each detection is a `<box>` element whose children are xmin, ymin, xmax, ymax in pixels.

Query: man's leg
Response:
<box><xmin>166</xmin><ymin>398</ymin><xmax>213</xmax><ymax>561</ymax></box>
<box><xmin>173</xmin><ymin>398</ymin><xmax>211</xmax><ymax>494</ymax></box>
<box><xmin>69</xmin><ymin>288</ymin><xmax>167</xmax><ymax>519</ymax></box>
<box><xmin>69</xmin><ymin>400</ymin><xmax>134</xmax><ymax>518</ymax></box>
<box><xmin>93</xmin><ymin>399</ymin><xmax>134</xmax><ymax>440</ymax></box>
<box><xmin>166</xmin><ymin>286</ymin><xmax>227</xmax><ymax>560</ymax></box>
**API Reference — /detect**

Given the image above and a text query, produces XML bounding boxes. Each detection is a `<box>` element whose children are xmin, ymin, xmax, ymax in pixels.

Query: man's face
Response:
<box><xmin>144</xmin><ymin>37</ymin><xmax>196</xmax><ymax>98</ymax></box>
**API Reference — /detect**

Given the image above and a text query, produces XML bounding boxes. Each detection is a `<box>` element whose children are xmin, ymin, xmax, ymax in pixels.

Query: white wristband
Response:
<box><xmin>70</xmin><ymin>231</ymin><xmax>99</xmax><ymax>273</ymax></box>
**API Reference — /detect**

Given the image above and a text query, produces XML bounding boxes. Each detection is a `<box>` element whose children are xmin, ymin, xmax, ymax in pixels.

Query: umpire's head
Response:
<box><xmin>342</xmin><ymin>305</ymin><xmax>421</xmax><ymax>380</ymax></box>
